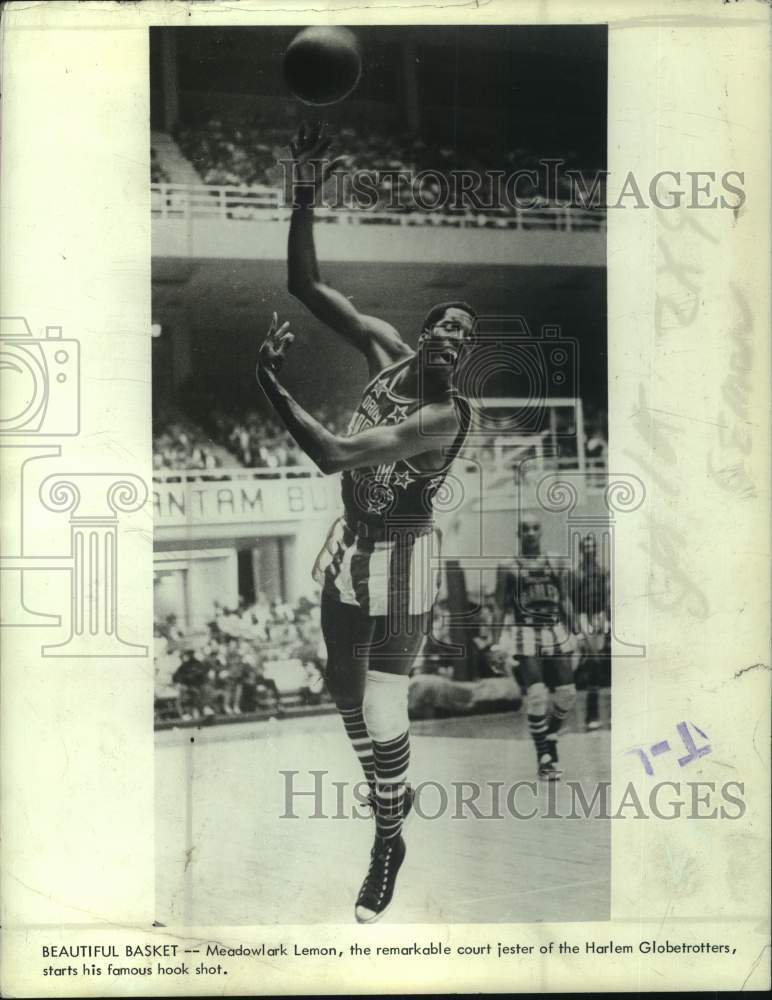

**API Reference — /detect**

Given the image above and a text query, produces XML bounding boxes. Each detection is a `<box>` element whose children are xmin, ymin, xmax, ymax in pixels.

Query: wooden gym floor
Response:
<box><xmin>155</xmin><ymin>710</ymin><xmax>610</xmax><ymax>926</ymax></box>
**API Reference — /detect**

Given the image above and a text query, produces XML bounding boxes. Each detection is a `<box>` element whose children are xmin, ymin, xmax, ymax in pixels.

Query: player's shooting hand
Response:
<box><xmin>289</xmin><ymin>121</ymin><xmax>348</xmax><ymax>190</ymax></box>
<box><xmin>257</xmin><ymin>312</ymin><xmax>295</xmax><ymax>377</ymax></box>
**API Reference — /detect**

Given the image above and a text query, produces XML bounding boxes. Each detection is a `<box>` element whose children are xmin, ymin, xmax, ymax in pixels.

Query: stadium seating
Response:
<box><xmin>152</xmin><ymin>398</ymin><xmax>607</xmax><ymax>476</ymax></box>
<box><xmin>167</xmin><ymin>116</ymin><xmax>597</xmax><ymax>217</ymax></box>
<box><xmin>152</xmin><ymin>410</ymin><xmax>231</xmax><ymax>471</ymax></box>
<box><xmin>153</xmin><ymin>593</ymin><xmax>329</xmax><ymax>725</ymax></box>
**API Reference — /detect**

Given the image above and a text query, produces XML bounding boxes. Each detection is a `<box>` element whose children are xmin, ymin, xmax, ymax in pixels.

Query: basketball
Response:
<box><xmin>283</xmin><ymin>27</ymin><xmax>362</xmax><ymax>106</ymax></box>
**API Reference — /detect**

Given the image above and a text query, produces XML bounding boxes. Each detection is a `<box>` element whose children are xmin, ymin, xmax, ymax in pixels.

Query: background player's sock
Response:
<box><xmin>528</xmin><ymin>713</ymin><xmax>551</xmax><ymax>760</ymax></box>
<box><xmin>525</xmin><ymin>682</ymin><xmax>551</xmax><ymax>760</ymax></box>
<box><xmin>549</xmin><ymin>682</ymin><xmax>577</xmax><ymax>736</ymax></box>
<box><xmin>586</xmin><ymin>686</ymin><xmax>600</xmax><ymax>727</ymax></box>
<box><xmin>339</xmin><ymin>705</ymin><xmax>376</xmax><ymax>795</ymax></box>
<box><xmin>372</xmin><ymin>731</ymin><xmax>410</xmax><ymax>840</ymax></box>
<box><xmin>585</xmin><ymin>656</ymin><xmax>600</xmax><ymax>726</ymax></box>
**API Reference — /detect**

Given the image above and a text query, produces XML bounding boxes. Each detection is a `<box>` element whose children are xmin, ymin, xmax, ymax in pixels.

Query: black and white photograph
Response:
<box><xmin>1</xmin><ymin>1</ymin><xmax>769</xmax><ymax>994</ymax></box>
<box><xmin>150</xmin><ymin>24</ymin><xmax>612</xmax><ymax>926</ymax></box>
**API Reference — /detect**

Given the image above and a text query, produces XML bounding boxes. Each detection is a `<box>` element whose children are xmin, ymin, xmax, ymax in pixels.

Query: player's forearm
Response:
<box><xmin>287</xmin><ymin>205</ymin><xmax>321</xmax><ymax>295</ymax></box>
<box><xmin>257</xmin><ymin>366</ymin><xmax>341</xmax><ymax>474</ymax></box>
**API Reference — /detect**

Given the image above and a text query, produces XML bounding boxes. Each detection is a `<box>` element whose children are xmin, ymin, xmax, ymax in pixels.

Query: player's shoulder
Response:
<box><xmin>365</xmin><ymin>341</ymin><xmax>414</xmax><ymax>381</ymax></box>
<box><xmin>416</xmin><ymin>397</ymin><xmax>464</xmax><ymax>438</ymax></box>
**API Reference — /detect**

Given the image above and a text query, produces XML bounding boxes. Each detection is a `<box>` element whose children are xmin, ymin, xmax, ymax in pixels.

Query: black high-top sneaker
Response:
<box><xmin>354</xmin><ymin>834</ymin><xmax>406</xmax><ymax>924</ymax></box>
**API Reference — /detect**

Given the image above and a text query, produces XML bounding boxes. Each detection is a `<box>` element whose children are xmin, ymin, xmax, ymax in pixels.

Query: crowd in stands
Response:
<box><xmin>209</xmin><ymin>401</ymin><xmax>349</xmax><ymax>469</ymax></box>
<box><xmin>154</xmin><ymin>593</ymin><xmax>327</xmax><ymax>724</ymax></box>
<box><xmin>171</xmin><ymin>115</ymin><xmax>601</xmax><ymax>219</ymax></box>
<box><xmin>153</xmin><ymin>398</ymin><xmax>352</xmax><ymax>476</ymax></box>
<box><xmin>152</xmin><ymin>398</ymin><xmax>606</xmax><ymax>478</ymax></box>
<box><xmin>153</xmin><ymin>410</ymin><xmax>229</xmax><ymax>473</ymax></box>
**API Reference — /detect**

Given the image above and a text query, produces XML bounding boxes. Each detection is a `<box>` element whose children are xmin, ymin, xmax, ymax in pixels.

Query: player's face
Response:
<box><xmin>418</xmin><ymin>308</ymin><xmax>474</xmax><ymax>370</ymax></box>
<box><xmin>580</xmin><ymin>537</ymin><xmax>597</xmax><ymax>563</ymax></box>
<box><xmin>519</xmin><ymin>519</ymin><xmax>542</xmax><ymax>554</ymax></box>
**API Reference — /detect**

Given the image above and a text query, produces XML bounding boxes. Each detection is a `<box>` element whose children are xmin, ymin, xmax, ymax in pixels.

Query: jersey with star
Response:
<box><xmin>340</xmin><ymin>358</ymin><xmax>468</xmax><ymax>537</ymax></box>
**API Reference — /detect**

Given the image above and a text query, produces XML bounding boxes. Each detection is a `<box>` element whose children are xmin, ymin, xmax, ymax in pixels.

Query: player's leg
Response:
<box><xmin>583</xmin><ymin>624</ymin><xmax>605</xmax><ymax>730</ymax></box>
<box><xmin>544</xmin><ymin>654</ymin><xmax>577</xmax><ymax>764</ymax></box>
<box><xmin>518</xmin><ymin>647</ymin><xmax>557</xmax><ymax>780</ymax></box>
<box><xmin>536</xmin><ymin>622</ymin><xmax>577</xmax><ymax>771</ymax></box>
<box><xmin>354</xmin><ymin>610</ymin><xmax>430</xmax><ymax>923</ymax></box>
<box><xmin>364</xmin><ymin>614</ymin><xmax>428</xmax><ymax>835</ymax></box>
<box><xmin>320</xmin><ymin>590</ymin><xmax>376</xmax><ymax>800</ymax></box>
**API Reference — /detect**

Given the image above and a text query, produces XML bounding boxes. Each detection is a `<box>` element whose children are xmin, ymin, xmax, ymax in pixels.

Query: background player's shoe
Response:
<box><xmin>545</xmin><ymin>733</ymin><xmax>564</xmax><ymax>774</ymax></box>
<box><xmin>538</xmin><ymin>754</ymin><xmax>561</xmax><ymax>781</ymax></box>
<box><xmin>586</xmin><ymin>719</ymin><xmax>601</xmax><ymax>732</ymax></box>
<box><xmin>354</xmin><ymin>834</ymin><xmax>406</xmax><ymax>923</ymax></box>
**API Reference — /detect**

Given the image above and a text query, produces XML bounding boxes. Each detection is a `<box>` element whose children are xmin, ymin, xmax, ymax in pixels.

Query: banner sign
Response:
<box><xmin>153</xmin><ymin>477</ymin><xmax>340</xmax><ymax>527</ymax></box>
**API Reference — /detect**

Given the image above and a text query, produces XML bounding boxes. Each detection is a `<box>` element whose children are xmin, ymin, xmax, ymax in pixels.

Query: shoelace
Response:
<box><xmin>358</xmin><ymin>841</ymin><xmax>394</xmax><ymax>905</ymax></box>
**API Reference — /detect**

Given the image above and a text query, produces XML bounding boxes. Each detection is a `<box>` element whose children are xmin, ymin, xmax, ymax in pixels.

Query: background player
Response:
<box><xmin>256</xmin><ymin>122</ymin><xmax>474</xmax><ymax>923</ymax></box>
<box><xmin>572</xmin><ymin>533</ymin><xmax>610</xmax><ymax>731</ymax></box>
<box><xmin>493</xmin><ymin>517</ymin><xmax>577</xmax><ymax>780</ymax></box>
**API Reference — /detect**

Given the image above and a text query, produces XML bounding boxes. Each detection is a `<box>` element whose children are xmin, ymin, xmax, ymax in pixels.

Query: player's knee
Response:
<box><xmin>526</xmin><ymin>681</ymin><xmax>549</xmax><ymax>718</ymax></box>
<box><xmin>554</xmin><ymin>683</ymin><xmax>577</xmax><ymax>712</ymax></box>
<box><xmin>362</xmin><ymin>670</ymin><xmax>410</xmax><ymax>742</ymax></box>
<box><xmin>322</xmin><ymin>663</ymin><xmax>359</xmax><ymax>710</ymax></box>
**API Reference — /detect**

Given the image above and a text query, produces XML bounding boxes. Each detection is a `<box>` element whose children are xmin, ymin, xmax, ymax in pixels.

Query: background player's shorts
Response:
<box><xmin>312</xmin><ymin>516</ymin><xmax>441</xmax><ymax>618</ymax></box>
<box><xmin>579</xmin><ymin>610</ymin><xmax>610</xmax><ymax>636</ymax></box>
<box><xmin>498</xmin><ymin>619</ymin><xmax>576</xmax><ymax>658</ymax></box>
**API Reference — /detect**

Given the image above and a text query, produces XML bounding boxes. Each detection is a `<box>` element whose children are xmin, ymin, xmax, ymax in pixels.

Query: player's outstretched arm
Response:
<box><xmin>286</xmin><ymin>122</ymin><xmax>412</xmax><ymax>377</ymax></box>
<box><xmin>257</xmin><ymin>314</ymin><xmax>457</xmax><ymax>475</ymax></box>
<box><xmin>317</xmin><ymin>401</ymin><xmax>460</xmax><ymax>474</ymax></box>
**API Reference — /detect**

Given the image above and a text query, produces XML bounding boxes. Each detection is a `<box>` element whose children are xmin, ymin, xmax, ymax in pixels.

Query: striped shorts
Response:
<box><xmin>312</xmin><ymin>516</ymin><xmax>441</xmax><ymax>618</ymax></box>
<box><xmin>498</xmin><ymin>617</ymin><xmax>576</xmax><ymax>658</ymax></box>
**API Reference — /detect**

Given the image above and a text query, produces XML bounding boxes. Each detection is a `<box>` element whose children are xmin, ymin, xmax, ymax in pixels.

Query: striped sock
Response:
<box><xmin>339</xmin><ymin>705</ymin><xmax>376</xmax><ymax>794</ymax></box>
<box><xmin>528</xmin><ymin>713</ymin><xmax>551</xmax><ymax>759</ymax></box>
<box><xmin>549</xmin><ymin>683</ymin><xmax>577</xmax><ymax>736</ymax></box>
<box><xmin>372</xmin><ymin>731</ymin><xmax>410</xmax><ymax>841</ymax></box>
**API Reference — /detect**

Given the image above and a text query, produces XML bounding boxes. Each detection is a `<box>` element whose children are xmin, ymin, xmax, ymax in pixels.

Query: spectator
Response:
<box><xmin>298</xmin><ymin>660</ymin><xmax>324</xmax><ymax>706</ymax></box>
<box><xmin>174</xmin><ymin>115</ymin><xmax>603</xmax><ymax>219</ymax></box>
<box><xmin>173</xmin><ymin>648</ymin><xmax>216</xmax><ymax>721</ymax></box>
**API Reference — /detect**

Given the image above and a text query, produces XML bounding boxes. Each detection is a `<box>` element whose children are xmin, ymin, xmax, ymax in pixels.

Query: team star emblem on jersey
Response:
<box><xmin>386</xmin><ymin>404</ymin><xmax>408</xmax><ymax>424</ymax></box>
<box><xmin>392</xmin><ymin>469</ymin><xmax>414</xmax><ymax>489</ymax></box>
<box><xmin>370</xmin><ymin>378</ymin><xmax>389</xmax><ymax>399</ymax></box>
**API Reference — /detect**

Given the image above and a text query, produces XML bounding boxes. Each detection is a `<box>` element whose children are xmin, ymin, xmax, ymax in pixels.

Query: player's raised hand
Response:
<box><xmin>289</xmin><ymin>121</ymin><xmax>348</xmax><ymax>191</ymax></box>
<box><xmin>257</xmin><ymin>312</ymin><xmax>295</xmax><ymax>376</ymax></box>
<box><xmin>289</xmin><ymin>120</ymin><xmax>331</xmax><ymax>162</ymax></box>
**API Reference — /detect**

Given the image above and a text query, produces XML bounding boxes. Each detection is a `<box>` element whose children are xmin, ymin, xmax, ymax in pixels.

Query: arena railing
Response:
<box><xmin>152</xmin><ymin>455</ymin><xmax>608</xmax><ymax>487</ymax></box>
<box><xmin>150</xmin><ymin>183</ymin><xmax>606</xmax><ymax>232</ymax></box>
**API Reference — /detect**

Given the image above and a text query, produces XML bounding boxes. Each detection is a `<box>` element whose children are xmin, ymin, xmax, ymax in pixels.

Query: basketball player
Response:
<box><xmin>493</xmin><ymin>517</ymin><xmax>577</xmax><ymax>780</ymax></box>
<box><xmin>572</xmin><ymin>533</ymin><xmax>610</xmax><ymax>731</ymax></box>
<box><xmin>256</xmin><ymin>122</ymin><xmax>473</xmax><ymax>923</ymax></box>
